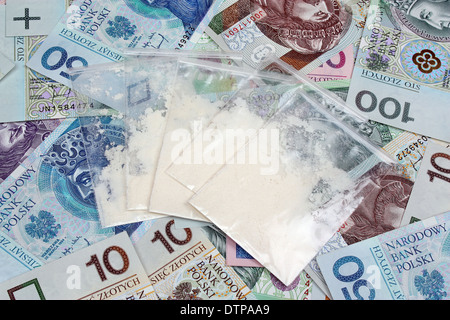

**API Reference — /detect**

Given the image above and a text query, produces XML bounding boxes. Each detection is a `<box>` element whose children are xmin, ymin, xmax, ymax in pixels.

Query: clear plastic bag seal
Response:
<box><xmin>123</xmin><ymin>48</ymin><xmax>244</xmax><ymax>63</ymax></box>
<box><xmin>189</xmin><ymin>82</ymin><xmax>399</xmax><ymax>286</ymax></box>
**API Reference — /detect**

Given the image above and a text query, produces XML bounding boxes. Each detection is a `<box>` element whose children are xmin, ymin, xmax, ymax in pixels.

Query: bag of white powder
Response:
<box><xmin>189</xmin><ymin>85</ymin><xmax>397</xmax><ymax>286</ymax></box>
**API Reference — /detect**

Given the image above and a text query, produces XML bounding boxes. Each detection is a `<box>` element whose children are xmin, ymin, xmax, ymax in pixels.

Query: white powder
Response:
<box><xmin>189</xmin><ymin>94</ymin><xmax>376</xmax><ymax>286</ymax></box>
<box><xmin>93</xmin><ymin>128</ymin><xmax>164</xmax><ymax>228</ymax></box>
<box><xmin>166</xmin><ymin>83</ymin><xmax>297</xmax><ymax>192</ymax></box>
<box><xmin>124</xmin><ymin>58</ymin><xmax>178</xmax><ymax>211</ymax></box>
<box><xmin>126</xmin><ymin>106</ymin><xmax>167</xmax><ymax>211</ymax></box>
<box><xmin>148</xmin><ymin>78</ymin><xmax>226</xmax><ymax>221</ymax></box>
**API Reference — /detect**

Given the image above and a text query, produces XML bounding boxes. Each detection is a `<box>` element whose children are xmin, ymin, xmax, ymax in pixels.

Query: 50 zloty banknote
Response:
<box><xmin>318</xmin><ymin>210</ymin><xmax>450</xmax><ymax>300</ymax></box>
<box><xmin>27</xmin><ymin>0</ymin><xmax>220</xmax><ymax>88</ymax></box>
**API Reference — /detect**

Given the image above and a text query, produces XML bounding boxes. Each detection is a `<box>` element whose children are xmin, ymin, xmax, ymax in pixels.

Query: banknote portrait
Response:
<box><xmin>0</xmin><ymin>122</ymin><xmax>39</xmax><ymax>181</ymax></box>
<box><xmin>0</xmin><ymin>120</ymin><xmax>61</xmax><ymax>182</ymax></box>
<box><xmin>123</xmin><ymin>0</ymin><xmax>213</xmax><ymax>28</ymax></box>
<box><xmin>41</xmin><ymin>124</ymin><xmax>99</xmax><ymax>221</ymax></box>
<box><xmin>339</xmin><ymin>163</ymin><xmax>414</xmax><ymax>245</ymax></box>
<box><xmin>251</xmin><ymin>0</ymin><xmax>352</xmax><ymax>54</ymax></box>
<box><xmin>385</xmin><ymin>0</ymin><xmax>450</xmax><ymax>41</ymax></box>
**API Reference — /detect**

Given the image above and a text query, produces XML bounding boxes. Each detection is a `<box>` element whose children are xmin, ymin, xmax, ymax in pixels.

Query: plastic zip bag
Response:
<box><xmin>70</xmin><ymin>62</ymin><xmax>161</xmax><ymax>227</ymax></box>
<box><xmin>76</xmin><ymin>114</ymin><xmax>164</xmax><ymax>228</ymax></box>
<box><xmin>189</xmin><ymin>81</ymin><xmax>398</xmax><ymax>286</ymax></box>
<box><xmin>148</xmin><ymin>58</ymin><xmax>261</xmax><ymax>221</ymax></box>
<box><xmin>123</xmin><ymin>49</ymin><xmax>243</xmax><ymax>211</ymax></box>
<box><xmin>165</xmin><ymin>71</ymin><xmax>300</xmax><ymax>193</ymax></box>
<box><xmin>68</xmin><ymin>61</ymin><xmax>126</xmax><ymax>115</ymax></box>
<box><xmin>69</xmin><ymin>51</ymin><xmax>244</xmax><ymax>226</ymax></box>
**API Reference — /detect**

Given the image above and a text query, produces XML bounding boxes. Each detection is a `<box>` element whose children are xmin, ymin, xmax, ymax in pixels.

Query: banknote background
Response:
<box><xmin>0</xmin><ymin>0</ymin><xmax>449</xmax><ymax>304</ymax></box>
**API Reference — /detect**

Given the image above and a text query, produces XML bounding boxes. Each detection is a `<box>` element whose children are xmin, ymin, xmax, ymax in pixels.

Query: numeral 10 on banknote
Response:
<box><xmin>151</xmin><ymin>220</ymin><xmax>192</xmax><ymax>253</ymax></box>
<box><xmin>355</xmin><ymin>90</ymin><xmax>414</xmax><ymax>124</ymax></box>
<box><xmin>86</xmin><ymin>246</ymin><xmax>129</xmax><ymax>282</ymax></box>
<box><xmin>427</xmin><ymin>152</ymin><xmax>450</xmax><ymax>184</ymax></box>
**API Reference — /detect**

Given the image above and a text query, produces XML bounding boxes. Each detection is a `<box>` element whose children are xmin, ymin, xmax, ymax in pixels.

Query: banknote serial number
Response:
<box><xmin>36</xmin><ymin>102</ymin><xmax>97</xmax><ymax>114</ymax></box>
<box><xmin>176</xmin><ymin>26</ymin><xmax>196</xmax><ymax>50</ymax></box>
<box><xmin>396</xmin><ymin>136</ymin><xmax>428</xmax><ymax>161</ymax></box>
<box><xmin>223</xmin><ymin>10</ymin><xmax>266</xmax><ymax>39</ymax></box>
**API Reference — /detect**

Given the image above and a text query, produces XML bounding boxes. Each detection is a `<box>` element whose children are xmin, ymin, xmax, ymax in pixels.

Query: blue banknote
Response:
<box><xmin>317</xmin><ymin>211</ymin><xmax>450</xmax><ymax>300</ymax></box>
<box><xmin>27</xmin><ymin>0</ymin><xmax>217</xmax><ymax>88</ymax></box>
<box><xmin>0</xmin><ymin>231</ymin><xmax>43</xmax><ymax>283</ymax></box>
<box><xmin>0</xmin><ymin>116</ymin><xmax>141</xmax><ymax>263</ymax></box>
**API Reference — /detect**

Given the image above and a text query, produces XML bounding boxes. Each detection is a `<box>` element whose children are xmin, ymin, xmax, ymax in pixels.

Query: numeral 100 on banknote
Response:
<box><xmin>355</xmin><ymin>90</ymin><xmax>414</xmax><ymax>124</ymax></box>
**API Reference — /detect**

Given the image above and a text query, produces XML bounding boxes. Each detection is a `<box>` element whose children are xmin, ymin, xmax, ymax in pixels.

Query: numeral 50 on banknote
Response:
<box><xmin>27</xmin><ymin>25</ymin><xmax>124</xmax><ymax>88</ymax></box>
<box><xmin>41</xmin><ymin>46</ymin><xmax>88</xmax><ymax>80</ymax></box>
<box><xmin>329</xmin><ymin>255</ymin><xmax>378</xmax><ymax>300</ymax></box>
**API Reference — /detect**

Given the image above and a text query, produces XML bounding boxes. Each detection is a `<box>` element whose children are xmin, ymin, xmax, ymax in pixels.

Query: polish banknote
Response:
<box><xmin>191</xmin><ymin>222</ymin><xmax>313</xmax><ymax>300</ymax></box>
<box><xmin>134</xmin><ymin>217</ymin><xmax>256</xmax><ymax>300</ymax></box>
<box><xmin>0</xmin><ymin>119</ymin><xmax>62</xmax><ymax>184</ymax></box>
<box><xmin>318</xmin><ymin>211</ymin><xmax>450</xmax><ymax>300</ymax></box>
<box><xmin>0</xmin><ymin>231</ymin><xmax>43</xmax><ymax>283</ymax></box>
<box><xmin>0</xmin><ymin>232</ymin><xmax>158</xmax><ymax>300</ymax></box>
<box><xmin>402</xmin><ymin>142</ymin><xmax>450</xmax><ymax>225</ymax></box>
<box><xmin>346</xmin><ymin>0</ymin><xmax>450</xmax><ymax>142</ymax></box>
<box><xmin>226</xmin><ymin>236</ymin><xmax>263</xmax><ymax>268</ymax></box>
<box><xmin>0</xmin><ymin>1</ymin><xmax>104</xmax><ymax>122</ymax></box>
<box><xmin>0</xmin><ymin>116</ymin><xmax>146</xmax><ymax>264</ymax></box>
<box><xmin>26</xmin><ymin>0</ymin><xmax>220</xmax><ymax>88</ymax></box>
<box><xmin>204</xmin><ymin>0</ymin><xmax>370</xmax><ymax>73</ymax></box>
<box><xmin>306</xmin><ymin>44</ymin><xmax>355</xmax><ymax>82</ymax></box>
<box><xmin>226</xmin><ymin>234</ymin><xmax>316</xmax><ymax>299</ymax></box>
<box><xmin>382</xmin><ymin>131</ymin><xmax>430</xmax><ymax>182</ymax></box>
